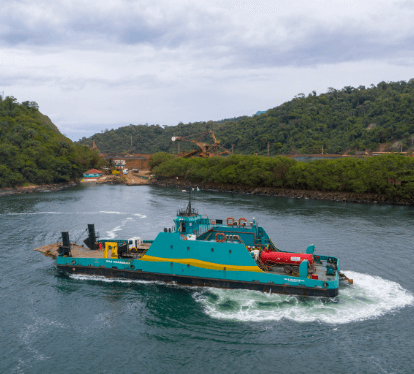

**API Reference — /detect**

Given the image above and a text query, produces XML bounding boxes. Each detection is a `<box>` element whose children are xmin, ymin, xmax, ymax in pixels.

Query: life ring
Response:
<box><xmin>238</xmin><ymin>218</ymin><xmax>247</xmax><ymax>226</ymax></box>
<box><xmin>215</xmin><ymin>233</ymin><xmax>225</xmax><ymax>243</ymax></box>
<box><xmin>210</xmin><ymin>219</ymin><xmax>216</xmax><ymax>225</ymax></box>
<box><xmin>227</xmin><ymin>217</ymin><xmax>235</xmax><ymax>226</ymax></box>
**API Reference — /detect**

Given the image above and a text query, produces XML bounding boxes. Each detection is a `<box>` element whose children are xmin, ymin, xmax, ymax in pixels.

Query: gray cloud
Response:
<box><xmin>1</xmin><ymin>0</ymin><xmax>413</xmax><ymax>68</ymax></box>
<box><xmin>1</xmin><ymin>0</ymin><xmax>414</xmax><ymax>141</ymax></box>
<box><xmin>231</xmin><ymin>28</ymin><xmax>414</xmax><ymax>69</ymax></box>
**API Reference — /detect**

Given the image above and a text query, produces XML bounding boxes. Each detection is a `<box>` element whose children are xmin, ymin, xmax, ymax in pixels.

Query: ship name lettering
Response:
<box><xmin>283</xmin><ymin>278</ymin><xmax>304</xmax><ymax>283</ymax></box>
<box><xmin>106</xmin><ymin>260</ymin><xmax>130</xmax><ymax>265</ymax></box>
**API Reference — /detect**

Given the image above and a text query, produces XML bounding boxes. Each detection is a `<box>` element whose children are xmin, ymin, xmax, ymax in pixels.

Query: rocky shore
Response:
<box><xmin>0</xmin><ymin>181</ymin><xmax>78</xmax><ymax>197</ymax></box>
<box><xmin>150</xmin><ymin>178</ymin><xmax>413</xmax><ymax>206</ymax></box>
<box><xmin>2</xmin><ymin>177</ymin><xmax>411</xmax><ymax>206</ymax></box>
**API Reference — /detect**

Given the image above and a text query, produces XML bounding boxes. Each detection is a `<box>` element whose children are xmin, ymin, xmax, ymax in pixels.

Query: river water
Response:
<box><xmin>1</xmin><ymin>184</ymin><xmax>413</xmax><ymax>374</ymax></box>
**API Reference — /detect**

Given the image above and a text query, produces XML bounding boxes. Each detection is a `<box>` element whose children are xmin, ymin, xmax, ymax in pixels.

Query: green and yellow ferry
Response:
<box><xmin>35</xmin><ymin>191</ymin><xmax>352</xmax><ymax>297</ymax></box>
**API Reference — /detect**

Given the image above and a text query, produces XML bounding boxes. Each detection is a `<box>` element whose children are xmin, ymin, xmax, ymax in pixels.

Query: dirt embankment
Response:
<box><xmin>150</xmin><ymin>178</ymin><xmax>413</xmax><ymax>206</ymax></box>
<box><xmin>84</xmin><ymin>170</ymin><xmax>151</xmax><ymax>186</ymax></box>
<box><xmin>0</xmin><ymin>181</ymin><xmax>78</xmax><ymax>197</ymax></box>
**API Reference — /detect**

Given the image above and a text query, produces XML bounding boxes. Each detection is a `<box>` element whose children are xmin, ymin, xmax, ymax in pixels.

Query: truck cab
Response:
<box><xmin>128</xmin><ymin>237</ymin><xmax>142</xmax><ymax>250</ymax></box>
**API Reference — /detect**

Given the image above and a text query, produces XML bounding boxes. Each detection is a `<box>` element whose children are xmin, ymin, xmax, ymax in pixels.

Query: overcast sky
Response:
<box><xmin>1</xmin><ymin>0</ymin><xmax>414</xmax><ymax>141</ymax></box>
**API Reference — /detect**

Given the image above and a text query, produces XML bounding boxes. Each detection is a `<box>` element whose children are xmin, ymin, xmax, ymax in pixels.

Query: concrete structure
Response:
<box><xmin>104</xmin><ymin>153</ymin><xmax>150</xmax><ymax>169</ymax></box>
<box><xmin>113</xmin><ymin>160</ymin><xmax>126</xmax><ymax>169</ymax></box>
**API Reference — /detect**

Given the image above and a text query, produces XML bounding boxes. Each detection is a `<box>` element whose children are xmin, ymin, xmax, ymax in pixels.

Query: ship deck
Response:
<box><xmin>263</xmin><ymin>261</ymin><xmax>334</xmax><ymax>281</ymax></box>
<box><xmin>34</xmin><ymin>243</ymin><xmax>334</xmax><ymax>281</ymax></box>
<box><xmin>33</xmin><ymin>243</ymin><xmax>151</xmax><ymax>259</ymax></box>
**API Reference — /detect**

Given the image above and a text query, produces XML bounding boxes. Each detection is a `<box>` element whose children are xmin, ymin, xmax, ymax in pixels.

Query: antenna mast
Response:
<box><xmin>187</xmin><ymin>188</ymin><xmax>192</xmax><ymax>215</ymax></box>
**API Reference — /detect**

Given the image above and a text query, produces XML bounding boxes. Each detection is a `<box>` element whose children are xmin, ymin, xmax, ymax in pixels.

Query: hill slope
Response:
<box><xmin>0</xmin><ymin>97</ymin><xmax>105</xmax><ymax>188</ymax></box>
<box><xmin>78</xmin><ymin>79</ymin><xmax>414</xmax><ymax>155</ymax></box>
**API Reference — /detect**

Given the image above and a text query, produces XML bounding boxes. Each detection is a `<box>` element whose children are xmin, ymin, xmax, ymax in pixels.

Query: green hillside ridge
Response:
<box><xmin>78</xmin><ymin>79</ymin><xmax>414</xmax><ymax>155</ymax></box>
<box><xmin>150</xmin><ymin>153</ymin><xmax>414</xmax><ymax>202</ymax></box>
<box><xmin>0</xmin><ymin>96</ymin><xmax>106</xmax><ymax>188</ymax></box>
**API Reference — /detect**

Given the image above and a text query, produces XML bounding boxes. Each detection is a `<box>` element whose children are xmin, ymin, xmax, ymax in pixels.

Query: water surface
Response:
<box><xmin>1</xmin><ymin>185</ymin><xmax>413</xmax><ymax>373</ymax></box>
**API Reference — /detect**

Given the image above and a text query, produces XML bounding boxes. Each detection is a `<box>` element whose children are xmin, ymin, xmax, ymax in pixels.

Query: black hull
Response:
<box><xmin>58</xmin><ymin>265</ymin><xmax>339</xmax><ymax>297</ymax></box>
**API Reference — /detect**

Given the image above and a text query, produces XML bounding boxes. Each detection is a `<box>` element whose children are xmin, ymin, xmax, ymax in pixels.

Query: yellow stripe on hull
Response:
<box><xmin>139</xmin><ymin>255</ymin><xmax>263</xmax><ymax>273</ymax></box>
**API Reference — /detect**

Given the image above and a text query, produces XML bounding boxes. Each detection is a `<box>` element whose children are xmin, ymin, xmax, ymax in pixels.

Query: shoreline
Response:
<box><xmin>150</xmin><ymin>178</ymin><xmax>413</xmax><ymax>206</ymax></box>
<box><xmin>0</xmin><ymin>174</ymin><xmax>151</xmax><ymax>196</ymax></box>
<box><xmin>2</xmin><ymin>178</ymin><xmax>411</xmax><ymax>206</ymax></box>
<box><xmin>0</xmin><ymin>181</ymin><xmax>78</xmax><ymax>197</ymax></box>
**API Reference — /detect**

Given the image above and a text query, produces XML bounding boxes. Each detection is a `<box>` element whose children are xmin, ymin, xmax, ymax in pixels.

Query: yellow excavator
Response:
<box><xmin>171</xmin><ymin>131</ymin><xmax>232</xmax><ymax>158</ymax></box>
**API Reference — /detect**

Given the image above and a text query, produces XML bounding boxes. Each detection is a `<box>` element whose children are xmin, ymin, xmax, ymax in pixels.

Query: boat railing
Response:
<box><xmin>195</xmin><ymin>225</ymin><xmax>212</xmax><ymax>237</ymax></box>
<box><xmin>177</xmin><ymin>208</ymin><xmax>198</xmax><ymax>217</ymax></box>
<box><xmin>268</xmin><ymin>237</ymin><xmax>280</xmax><ymax>251</ymax></box>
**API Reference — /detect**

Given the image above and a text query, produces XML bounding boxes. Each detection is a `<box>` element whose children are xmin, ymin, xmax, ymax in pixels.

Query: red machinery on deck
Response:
<box><xmin>261</xmin><ymin>251</ymin><xmax>313</xmax><ymax>266</ymax></box>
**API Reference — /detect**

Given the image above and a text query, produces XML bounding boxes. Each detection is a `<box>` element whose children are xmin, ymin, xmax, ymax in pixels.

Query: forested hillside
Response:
<box><xmin>0</xmin><ymin>96</ymin><xmax>105</xmax><ymax>188</ymax></box>
<box><xmin>151</xmin><ymin>153</ymin><xmax>414</xmax><ymax>202</ymax></box>
<box><xmin>78</xmin><ymin>79</ymin><xmax>414</xmax><ymax>155</ymax></box>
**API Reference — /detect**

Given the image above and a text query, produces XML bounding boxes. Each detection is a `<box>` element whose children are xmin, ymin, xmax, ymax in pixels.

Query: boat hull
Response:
<box><xmin>58</xmin><ymin>264</ymin><xmax>339</xmax><ymax>297</ymax></box>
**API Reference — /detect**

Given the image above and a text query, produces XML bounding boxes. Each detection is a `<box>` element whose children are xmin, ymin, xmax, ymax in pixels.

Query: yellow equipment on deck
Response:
<box><xmin>103</xmin><ymin>242</ymin><xmax>118</xmax><ymax>259</ymax></box>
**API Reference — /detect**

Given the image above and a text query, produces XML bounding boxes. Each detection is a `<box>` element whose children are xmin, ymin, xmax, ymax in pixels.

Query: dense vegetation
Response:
<box><xmin>78</xmin><ymin>79</ymin><xmax>414</xmax><ymax>155</ymax></box>
<box><xmin>151</xmin><ymin>153</ymin><xmax>414</xmax><ymax>201</ymax></box>
<box><xmin>0</xmin><ymin>96</ymin><xmax>106</xmax><ymax>188</ymax></box>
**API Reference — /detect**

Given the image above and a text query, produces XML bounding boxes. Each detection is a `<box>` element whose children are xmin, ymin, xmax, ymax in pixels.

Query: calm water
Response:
<box><xmin>1</xmin><ymin>184</ymin><xmax>413</xmax><ymax>374</ymax></box>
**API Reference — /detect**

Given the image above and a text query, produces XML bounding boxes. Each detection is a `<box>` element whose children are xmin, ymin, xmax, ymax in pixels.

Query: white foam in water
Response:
<box><xmin>98</xmin><ymin>211</ymin><xmax>146</xmax><ymax>218</ymax></box>
<box><xmin>105</xmin><ymin>226</ymin><xmax>123</xmax><ymax>239</ymax></box>
<box><xmin>69</xmin><ymin>271</ymin><xmax>413</xmax><ymax>324</ymax></box>
<box><xmin>102</xmin><ymin>214</ymin><xmax>145</xmax><ymax>239</ymax></box>
<box><xmin>134</xmin><ymin>214</ymin><xmax>146</xmax><ymax>218</ymax></box>
<box><xmin>70</xmin><ymin>273</ymin><xmax>164</xmax><ymax>286</ymax></box>
<box><xmin>193</xmin><ymin>271</ymin><xmax>414</xmax><ymax>323</ymax></box>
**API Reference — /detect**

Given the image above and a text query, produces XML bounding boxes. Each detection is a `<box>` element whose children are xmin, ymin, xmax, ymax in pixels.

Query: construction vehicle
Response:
<box><xmin>89</xmin><ymin>140</ymin><xmax>99</xmax><ymax>152</ymax></box>
<box><xmin>101</xmin><ymin>237</ymin><xmax>145</xmax><ymax>259</ymax></box>
<box><xmin>171</xmin><ymin>131</ymin><xmax>232</xmax><ymax>158</ymax></box>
